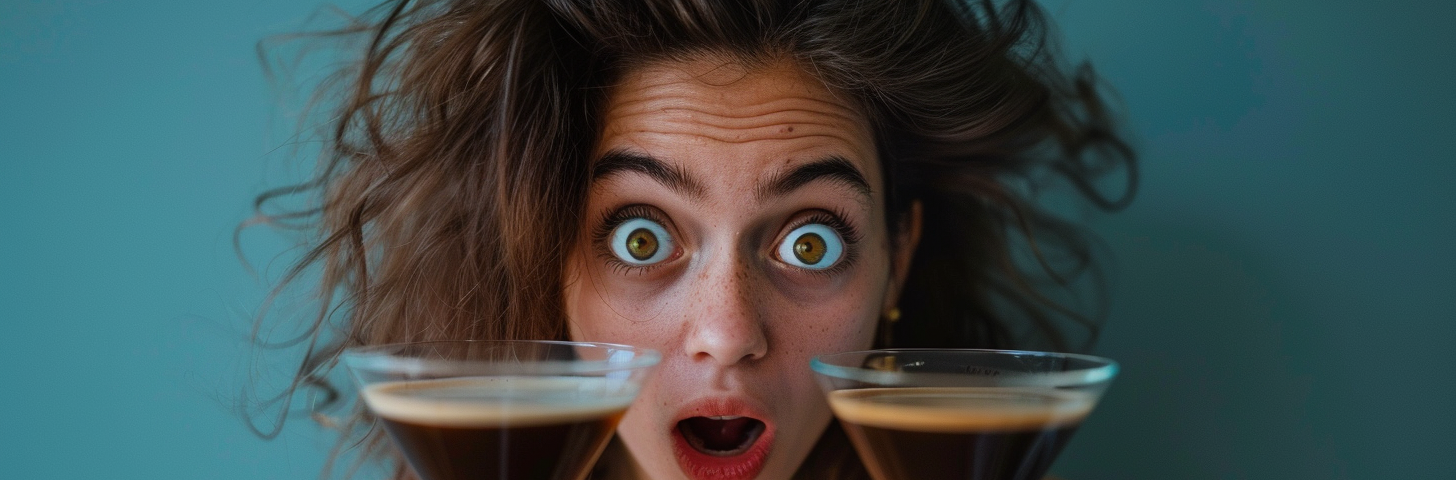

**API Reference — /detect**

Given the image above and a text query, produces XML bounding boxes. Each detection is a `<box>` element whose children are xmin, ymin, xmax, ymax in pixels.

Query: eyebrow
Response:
<box><xmin>591</xmin><ymin>150</ymin><xmax>872</xmax><ymax>203</ymax></box>
<box><xmin>756</xmin><ymin>156</ymin><xmax>872</xmax><ymax>202</ymax></box>
<box><xmin>592</xmin><ymin>150</ymin><xmax>707</xmax><ymax>200</ymax></box>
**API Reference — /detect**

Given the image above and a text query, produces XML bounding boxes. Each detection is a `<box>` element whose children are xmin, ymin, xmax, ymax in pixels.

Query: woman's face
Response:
<box><xmin>564</xmin><ymin>56</ymin><xmax>916</xmax><ymax>480</ymax></box>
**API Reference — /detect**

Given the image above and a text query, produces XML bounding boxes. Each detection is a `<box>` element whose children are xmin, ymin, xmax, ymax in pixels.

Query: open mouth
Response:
<box><xmin>670</xmin><ymin>406</ymin><xmax>774</xmax><ymax>480</ymax></box>
<box><xmin>677</xmin><ymin>416</ymin><xmax>767</xmax><ymax>456</ymax></box>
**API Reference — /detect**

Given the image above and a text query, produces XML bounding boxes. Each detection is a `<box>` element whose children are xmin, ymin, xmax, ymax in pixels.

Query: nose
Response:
<box><xmin>681</xmin><ymin>250</ymin><xmax>769</xmax><ymax>366</ymax></box>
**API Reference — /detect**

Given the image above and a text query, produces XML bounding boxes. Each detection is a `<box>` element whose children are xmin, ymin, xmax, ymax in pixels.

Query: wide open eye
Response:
<box><xmin>776</xmin><ymin>223</ymin><xmax>844</xmax><ymax>270</ymax></box>
<box><xmin>609</xmin><ymin>218</ymin><xmax>675</xmax><ymax>266</ymax></box>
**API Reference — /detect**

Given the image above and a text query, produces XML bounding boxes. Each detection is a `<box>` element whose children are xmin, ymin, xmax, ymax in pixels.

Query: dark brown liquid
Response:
<box><xmin>362</xmin><ymin>377</ymin><xmax>633</xmax><ymax>480</ymax></box>
<box><xmin>830</xmin><ymin>388</ymin><xmax>1090</xmax><ymax>480</ymax></box>
<box><xmin>379</xmin><ymin>412</ymin><xmax>622</xmax><ymax>480</ymax></box>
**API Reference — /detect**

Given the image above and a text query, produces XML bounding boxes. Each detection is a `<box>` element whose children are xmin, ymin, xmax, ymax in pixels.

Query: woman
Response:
<box><xmin>245</xmin><ymin>0</ymin><xmax>1135</xmax><ymax>478</ymax></box>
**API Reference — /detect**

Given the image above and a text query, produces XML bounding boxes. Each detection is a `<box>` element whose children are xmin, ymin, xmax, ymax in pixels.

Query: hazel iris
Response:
<box><xmin>793</xmin><ymin>232</ymin><xmax>827</xmax><ymax>265</ymax></box>
<box><xmin>625</xmin><ymin>228</ymin><xmax>658</xmax><ymax>260</ymax></box>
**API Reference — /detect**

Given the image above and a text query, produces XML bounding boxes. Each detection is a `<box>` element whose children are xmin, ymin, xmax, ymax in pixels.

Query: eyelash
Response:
<box><xmin>590</xmin><ymin>206</ymin><xmax>864</xmax><ymax>276</ymax></box>
<box><xmin>782</xmin><ymin>209</ymin><xmax>862</xmax><ymax>277</ymax></box>
<box><xmin>592</xmin><ymin>205</ymin><xmax>673</xmax><ymax>275</ymax></box>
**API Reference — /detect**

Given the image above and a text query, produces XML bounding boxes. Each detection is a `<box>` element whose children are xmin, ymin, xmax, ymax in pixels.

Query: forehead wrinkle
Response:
<box><xmin>601</xmin><ymin>61</ymin><xmax>873</xmax><ymax>152</ymax></box>
<box><xmin>603</xmin><ymin>109</ymin><xmax>864</xmax><ymax>141</ymax></box>
<box><xmin>594</xmin><ymin>56</ymin><xmax>881</xmax><ymax>209</ymax></box>
<box><xmin>603</xmin><ymin>104</ymin><xmax>870</xmax><ymax>147</ymax></box>
<box><xmin>607</xmin><ymin>96</ymin><xmax>863</xmax><ymax>126</ymax></box>
<box><xmin>627</xmin><ymin>131</ymin><xmax>867</xmax><ymax>148</ymax></box>
<box><xmin>646</xmin><ymin>108</ymin><xmax>863</xmax><ymax>132</ymax></box>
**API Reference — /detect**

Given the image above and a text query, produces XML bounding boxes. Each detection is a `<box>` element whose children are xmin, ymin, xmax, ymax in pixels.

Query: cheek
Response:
<box><xmin>562</xmin><ymin>249</ymin><xmax>670</xmax><ymax>345</ymax></box>
<box><xmin>770</xmin><ymin>259</ymin><xmax>891</xmax><ymax>352</ymax></box>
<box><xmin>770</xmin><ymin>285</ymin><xmax>881</xmax><ymax>358</ymax></box>
<box><xmin>562</xmin><ymin>251</ymin><xmax>607</xmax><ymax>342</ymax></box>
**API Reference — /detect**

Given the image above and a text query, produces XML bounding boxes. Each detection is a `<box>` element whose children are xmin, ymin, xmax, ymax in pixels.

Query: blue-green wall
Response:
<box><xmin>1051</xmin><ymin>2</ymin><xmax>1455</xmax><ymax>478</ymax></box>
<box><xmin>2</xmin><ymin>1</ymin><xmax>1451</xmax><ymax>478</ymax></box>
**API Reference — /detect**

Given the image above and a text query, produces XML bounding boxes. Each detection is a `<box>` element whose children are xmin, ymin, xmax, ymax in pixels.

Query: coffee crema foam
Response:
<box><xmin>362</xmin><ymin>376</ymin><xmax>636</xmax><ymax>427</ymax></box>
<box><xmin>828</xmin><ymin>387</ymin><xmax>1093</xmax><ymax>433</ymax></box>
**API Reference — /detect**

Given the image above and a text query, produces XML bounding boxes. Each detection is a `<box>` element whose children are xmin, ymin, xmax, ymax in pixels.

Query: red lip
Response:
<box><xmin>671</xmin><ymin>397</ymin><xmax>775</xmax><ymax>480</ymax></box>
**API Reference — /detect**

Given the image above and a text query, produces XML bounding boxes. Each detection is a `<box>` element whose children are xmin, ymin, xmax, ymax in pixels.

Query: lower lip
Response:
<box><xmin>671</xmin><ymin>423</ymin><xmax>774</xmax><ymax>480</ymax></box>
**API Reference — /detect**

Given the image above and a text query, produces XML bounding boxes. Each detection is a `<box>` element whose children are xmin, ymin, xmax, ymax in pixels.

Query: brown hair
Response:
<box><xmin>242</xmin><ymin>0</ymin><xmax>1134</xmax><ymax>477</ymax></box>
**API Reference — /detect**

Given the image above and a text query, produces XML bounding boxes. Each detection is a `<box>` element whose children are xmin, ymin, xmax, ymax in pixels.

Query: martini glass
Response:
<box><xmin>811</xmin><ymin>349</ymin><xmax>1117</xmax><ymax>480</ymax></box>
<box><xmin>343</xmin><ymin>340</ymin><xmax>659</xmax><ymax>480</ymax></box>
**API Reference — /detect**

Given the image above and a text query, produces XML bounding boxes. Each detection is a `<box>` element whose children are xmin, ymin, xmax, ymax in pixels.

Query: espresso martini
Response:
<box><xmin>362</xmin><ymin>376</ymin><xmax>634</xmax><ymax>480</ymax></box>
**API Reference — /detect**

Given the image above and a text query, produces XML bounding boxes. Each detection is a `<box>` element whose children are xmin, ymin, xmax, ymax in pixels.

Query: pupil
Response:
<box><xmin>626</xmin><ymin>228</ymin><xmax>658</xmax><ymax>261</ymax></box>
<box><xmin>793</xmin><ymin>233</ymin><xmax>826</xmax><ymax>264</ymax></box>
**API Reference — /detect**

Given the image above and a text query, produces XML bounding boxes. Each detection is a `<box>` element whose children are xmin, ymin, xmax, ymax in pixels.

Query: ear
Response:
<box><xmin>883</xmin><ymin>201</ymin><xmax>923</xmax><ymax>313</ymax></box>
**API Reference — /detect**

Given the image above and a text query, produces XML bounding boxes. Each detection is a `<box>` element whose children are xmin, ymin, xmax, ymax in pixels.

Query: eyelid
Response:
<box><xmin>592</xmin><ymin>205</ymin><xmax>670</xmax><ymax>244</ymax></box>
<box><xmin>782</xmin><ymin>209</ymin><xmax>863</xmax><ymax>246</ymax></box>
<box><xmin>775</xmin><ymin>208</ymin><xmax>862</xmax><ymax>275</ymax></box>
<box><xmin>592</xmin><ymin>204</ymin><xmax>679</xmax><ymax>274</ymax></box>
<box><xmin>611</xmin><ymin>218</ymin><xmax>674</xmax><ymax>265</ymax></box>
<box><xmin>778</xmin><ymin>224</ymin><xmax>843</xmax><ymax>270</ymax></box>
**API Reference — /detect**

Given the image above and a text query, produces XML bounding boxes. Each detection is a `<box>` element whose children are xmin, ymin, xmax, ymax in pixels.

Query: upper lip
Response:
<box><xmin>672</xmin><ymin>395</ymin><xmax>773</xmax><ymax>426</ymax></box>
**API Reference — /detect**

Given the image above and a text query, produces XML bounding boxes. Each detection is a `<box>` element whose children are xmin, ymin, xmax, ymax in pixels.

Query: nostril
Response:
<box><xmin>684</xmin><ymin>318</ymin><xmax>769</xmax><ymax>366</ymax></box>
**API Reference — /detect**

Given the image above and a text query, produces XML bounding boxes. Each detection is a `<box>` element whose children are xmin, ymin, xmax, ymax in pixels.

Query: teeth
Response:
<box><xmin>708</xmin><ymin>415</ymin><xmax>743</xmax><ymax>420</ymax></box>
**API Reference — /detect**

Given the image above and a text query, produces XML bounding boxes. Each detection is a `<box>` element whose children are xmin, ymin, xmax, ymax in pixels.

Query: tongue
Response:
<box><xmin>684</xmin><ymin>417</ymin><xmax>758</xmax><ymax>452</ymax></box>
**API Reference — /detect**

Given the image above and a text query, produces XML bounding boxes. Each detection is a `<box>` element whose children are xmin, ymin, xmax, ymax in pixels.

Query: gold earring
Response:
<box><xmin>878</xmin><ymin>307</ymin><xmax>901</xmax><ymax>347</ymax></box>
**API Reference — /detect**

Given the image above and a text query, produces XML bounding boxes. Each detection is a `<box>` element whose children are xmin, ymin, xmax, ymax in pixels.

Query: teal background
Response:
<box><xmin>2</xmin><ymin>0</ymin><xmax>1451</xmax><ymax>478</ymax></box>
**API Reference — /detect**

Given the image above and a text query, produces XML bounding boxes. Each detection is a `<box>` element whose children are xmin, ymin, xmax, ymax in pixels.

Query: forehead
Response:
<box><xmin>594</xmin><ymin>55</ymin><xmax>879</xmax><ymax>190</ymax></box>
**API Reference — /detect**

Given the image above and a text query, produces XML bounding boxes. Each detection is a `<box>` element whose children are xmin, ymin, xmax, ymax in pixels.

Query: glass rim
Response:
<box><xmin>341</xmin><ymin>339</ymin><xmax>662</xmax><ymax>376</ymax></box>
<box><xmin>810</xmin><ymin>348</ymin><xmax>1119</xmax><ymax>387</ymax></box>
